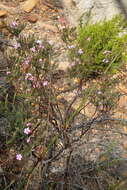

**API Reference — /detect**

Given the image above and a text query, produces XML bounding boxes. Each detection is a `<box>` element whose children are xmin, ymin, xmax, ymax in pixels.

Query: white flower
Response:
<box><xmin>36</xmin><ymin>40</ymin><xmax>42</xmax><ymax>44</ymax></box>
<box><xmin>78</xmin><ymin>49</ymin><xmax>83</xmax><ymax>54</ymax></box>
<box><xmin>103</xmin><ymin>58</ymin><xmax>109</xmax><ymax>63</ymax></box>
<box><xmin>87</xmin><ymin>37</ymin><xmax>91</xmax><ymax>41</ymax></box>
<box><xmin>103</xmin><ymin>50</ymin><xmax>111</xmax><ymax>55</ymax></box>
<box><xmin>98</xmin><ymin>91</ymin><xmax>102</xmax><ymax>95</ymax></box>
<box><xmin>25</xmin><ymin>73</ymin><xmax>32</xmax><ymax>80</ymax></box>
<box><xmin>39</xmin><ymin>58</ymin><xmax>42</xmax><ymax>62</ymax></box>
<box><xmin>68</xmin><ymin>45</ymin><xmax>75</xmax><ymax>49</ymax></box>
<box><xmin>39</xmin><ymin>44</ymin><xmax>44</xmax><ymax>49</ymax></box>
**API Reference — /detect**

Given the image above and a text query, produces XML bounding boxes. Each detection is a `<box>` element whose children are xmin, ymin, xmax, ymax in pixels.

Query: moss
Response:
<box><xmin>68</xmin><ymin>15</ymin><xmax>127</xmax><ymax>79</ymax></box>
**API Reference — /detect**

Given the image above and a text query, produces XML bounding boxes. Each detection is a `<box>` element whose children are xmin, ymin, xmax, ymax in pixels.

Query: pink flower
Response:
<box><xmin>43</xmin><ymin>81</ymin><xmax>48</xmax><ymax>86</ymax></box>
<box><xmin>30</xmin><ymin>76</ymin><xmax>35</xmax><ymax>81</ymax></box>
<box><xmin>7</xmin><ymin>71</ymin><xmax>11</xmax><ymax>75</ymax></box>
<box><xmin>24</xmin><ymin>127</ymin><xmax>31</xmax><ymax>135</ymax></box>
<box><xmin>39</xmin><ymin>58</ymin><xmax>42</xmax><ymax>62</ymax></box>
<box><xmin>23</xmin><ymin>61</ymin><xmax>29</xmax><ymax>66</ymax></box>
<box><xmin>32</xmin><ymin>81</ymin><xmax>41</xmax><ymax>89</ymax></box>
<box><xmin>39</xmin><ymin>44</ymin><xmax>44</xmax><ymax>49</ymax></box>
<box><xmin>25</xmin><ymin>73</ymin><xmax>35</xmax><ymax>81</ymax></box>
<box><xmin>23</xmin><ymin>58</ymin><xmax>30</xmax><ymax>65</ymax></box>
<box><xmin>30</xmin><ymin>47</ymin><xmax>36</xmax><ymax>52</ymax></box>
<box><xmin>11</xmin><ymin>21</ymin><xmax>18</xmax><ymax>27</ymax></box>
<box><xmin>16</xmin><ymin>154</ymin><xmax>22</xmax><ymax>160</ymax></box>
<box><xmin>26</xmin><ymin>122</ymin><xmax>32</xmax><ymax>127</ymax></box>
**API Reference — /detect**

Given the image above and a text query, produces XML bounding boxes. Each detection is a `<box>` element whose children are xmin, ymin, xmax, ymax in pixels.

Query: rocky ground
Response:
<box><xmin>1</xmin><ymin>0</ymin><xmax>127</xmax><ymax>190</ymax></box>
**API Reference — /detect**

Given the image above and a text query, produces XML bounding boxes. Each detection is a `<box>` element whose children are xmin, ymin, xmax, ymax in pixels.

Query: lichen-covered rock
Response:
<box><xmin>62</xmin><ymin>0</ymin><xmax>127</xmax><ymax>25</ymax></box>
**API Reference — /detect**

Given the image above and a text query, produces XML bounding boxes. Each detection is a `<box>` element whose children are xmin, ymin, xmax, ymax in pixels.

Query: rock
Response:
<box><xmin>21</xmin><ymin>0</ymin><xmax>39</xmax><ymax>13</ymax></box>
<box><xmin>61</xmin><ymin>0</ymin><xmax>127</xmax><ymax>25</ymax></box>
<box><xmin>0</xmin><ymin>3</ymin><xmax>15</xmax><ymax>14</ymax></box>
<box><xmin>123</xmin><ymin>127</ymin><xmax>127</xmax><ymax>134</ymax></box>
<box><xmin>27</xmin><ymin>14</ymin><xmax>38</xmax><ymax>23</ymax></box>
<box><xmin>0</xmin><ymin>10</ymin><xmax>7</xmax><ymax>17</ymax></box>
<box><xmin>37</xmin><ymin>21</ymin><xmax>58</xmax><ymax>33</ymax></box>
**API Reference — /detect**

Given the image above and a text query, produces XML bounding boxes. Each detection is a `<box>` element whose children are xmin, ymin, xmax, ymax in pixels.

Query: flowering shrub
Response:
<box><xmin>6</xmin><ymin>33</ymin><xmax>57</xmax><ymax>146</ymax></box>
<box><xmin>1</xmin><ymin>30</ymin><xmax>62</xmax><ymax>187</ymax></box>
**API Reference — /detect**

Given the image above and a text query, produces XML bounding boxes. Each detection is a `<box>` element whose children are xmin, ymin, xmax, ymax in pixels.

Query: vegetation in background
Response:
<box><xmin>67</xmin><ymin>15</ymin><xmax>127</xmax><ymax>80</ymax></box>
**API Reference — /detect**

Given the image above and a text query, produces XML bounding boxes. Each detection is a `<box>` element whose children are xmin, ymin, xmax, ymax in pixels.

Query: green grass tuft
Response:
<box><xmin>68</xmin><ymin>15</ymin><xmax>127</xmax><ymax>79</ymax></box>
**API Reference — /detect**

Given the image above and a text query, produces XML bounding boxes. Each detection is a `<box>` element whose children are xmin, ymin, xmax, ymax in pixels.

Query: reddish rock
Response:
<box><xmin>27</xmin><ymin>15</ymin><xmax>38</xmax><ymax>23</ymax></box>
